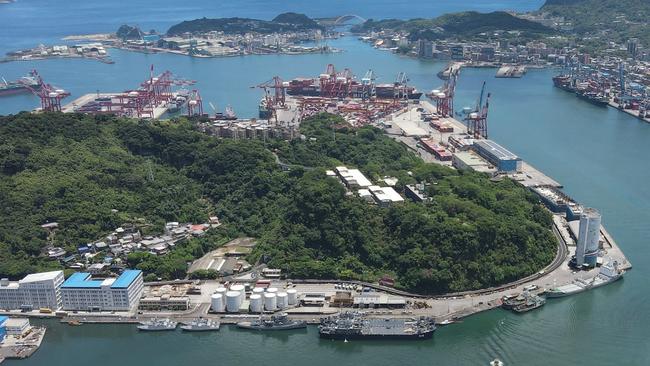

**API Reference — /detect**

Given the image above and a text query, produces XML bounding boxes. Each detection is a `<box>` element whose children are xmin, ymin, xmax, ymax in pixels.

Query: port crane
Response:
<box><xmin>19</xmin><ymin>70</ymin><xmax>70</xmax><ymax>112</ymax></box>
<box><xmin>361</xmin><ymin>69</ymin><xmax>376</xmax><ymax>101</ymax></box>
<box><xmin>465</xmin><ymin>81</ymin><xmax>490</xmax><ymax>139</ymax></box>
<box><xmin>254</xmin><ymin>76</ymin><xmax>287</xmax><ymax>123</ymax></box>
<box><xmin>428</xmin><ymin>69</ymin><xmax>457</xmax><ymax>117</ymax></box>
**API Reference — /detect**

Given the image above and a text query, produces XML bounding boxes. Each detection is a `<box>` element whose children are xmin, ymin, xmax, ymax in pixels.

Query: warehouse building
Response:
<box><xmin>61</xmin><ymin>270</ymin><xmax>144</xmax><ymax>311</ymax></box>
<box><xmin>335</xmin><ymin>166</ymin><xmax>373</xmax><ymax>188</ymax></box>
<box><xmin>0</xmin><ymin>270</ymin><xmax>64</xmax><ymax>311</ymax></box>
<box><xmin>473</xmin><ymin>140</ymin><xmax>522</xmax><ymax>172</ymax></box>
<box><xmin>452</xmin><ymin>151</ymin><xmax>496</xmax><ymax>174</ymax></box>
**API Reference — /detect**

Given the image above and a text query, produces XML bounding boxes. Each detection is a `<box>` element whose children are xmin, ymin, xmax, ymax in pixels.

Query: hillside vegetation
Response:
<box><xmin>353</xmin><ymin>11</ymin><xmax>554</xmax><ymax>41</ymax></box>
<box><xmin>0</xmin><ymin>112</ymin><xmax>556</xmax><ymax>294</ymax></box>
<box><xmin>167</xmin><ymin>12</ymin><xmax>323</xmax><ymax>36</ymax></box>
<box><xmin>541</xmin><ymin>0</ymin><xmax>650</xmax><ymax>44</ymax></box>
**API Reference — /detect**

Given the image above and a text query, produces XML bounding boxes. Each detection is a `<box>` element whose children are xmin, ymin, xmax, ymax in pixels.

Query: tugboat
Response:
<box><xmin>319</xmin><ymin>312</ymin><xmax>436</xmax><ymax>340</ymax></box>
<box><xmin>137</xmin><ymin>318</ymin><xmax>178</xmax><ymax>331</ymax></box>
<box><xmin>180</xmin><ymin>318</ymin><xmax>220</xmax><ymax>332</ymax></box>
<box><xmin>512</xmin><ymin>293</ymin><xmax>546</xmax><ymax>313</ymax></box>
<box><xmin>237</xmin><ymin>313</ymin><xmax>306</xmax><ymax>331</ymax></box>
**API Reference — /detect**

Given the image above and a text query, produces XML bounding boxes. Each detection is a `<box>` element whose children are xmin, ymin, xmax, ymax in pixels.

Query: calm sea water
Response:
<box><xmin>2</xmin><ymin>1</ymin><xmax>650</xmax><ymax>365</ymax></box>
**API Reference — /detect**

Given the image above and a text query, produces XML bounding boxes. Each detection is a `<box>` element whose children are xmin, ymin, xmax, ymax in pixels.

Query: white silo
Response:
<box><xmin>226</xmin><ymin>291</ymin><xmax>242</xmax><ymax>313</ymax></box>
<box><xmin>266</xmin><ymin>287</ymin><xmax>278</xmax><ymax>294</ymax></box>
<box><xmin>252</xmin><ymin>287</ymin><xmax>265</xmax><ymax>296</ymax></box>
<box><xmin>277</xmin><ymin>292</ymin><xmax>288</xmax><ymax>309</ymax></box>
<box><xmin>286</xmin><ymin>289</ymin><xmax>298</xmax><ymax>305</ymax></box>
<box><xmin>211</xmin><ymin>293</ymin><xmax>225</xmax><ymax>312</ymax></box>
<box><xmin>249</xmin><ymin>294</ymin><xmax>263</xmax><ymax>313</ymax></box>
<box><xmin>576</xmin><ymin>208</ymin><xmax>601</xmax><ymax>266</ymax></box>
<box><xmin>215</xmin><ymin>287</ymin><xmax>228</xmax><ymax>303</ymax></box>
<box><xmin>264</xmin><ymin>292</ymin><xmax>277</xmax><ymax>311</ymax></box>
<box><xmin>230</xmin><ymin>284</ymin><xmax>246</xmax><ymax>302</ymax></box>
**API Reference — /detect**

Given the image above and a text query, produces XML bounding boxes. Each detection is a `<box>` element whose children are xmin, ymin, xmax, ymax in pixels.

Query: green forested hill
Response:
<box><xmin>541</xmin><ymin>0</ymin><xmax>650</xmax><ymax>44</ymax></box>
<box><xmin>0</xmin><ymin>112</ymin><xmax>556</xmax><ymax>293</ymax></box>
<box><xmin>352</xmin><ymin>11</ymin><xmax>554</xmax><ymax>41</ymax></box>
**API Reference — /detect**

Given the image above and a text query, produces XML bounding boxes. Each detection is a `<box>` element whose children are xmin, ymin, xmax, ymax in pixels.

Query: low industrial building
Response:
<box><xmin>0</xmin><ymin>270</ymin><xmax>64</xmax><ymax>311</ymax></box>
<box><xmin>60</xmin><ymin>270</ymin><xmax>144</xmax><ymax>311</ymax></box>
<box><xmin>4</xmin><ymin>318</ymin><xmax>30</xmax><ymax>336</ymax></box>
<box><xmin>405</xmin><ymin>184</ymin><xmax>429</xmax><ymax>202</ymax></box>
<box><xmin>335</xmin><ymin>166</ymin><xmax>372</xmax><ymax>188</ymax></box>
<box><xmin>138</xmin><ymin>295</ymin><xmax>190</xmax><ymax>311</ymax></box>
<box><xmin>367</xmin><ymin>185</ymin><xmax>404</xmax><ymax>206</ymax></box>
<box><xmin>473</xmin><ymin>140</ymin><xmax>522</xmax><ymax>172</ymax></box>
<box><xmin>452</xmin><ymin>151</ymin><xmax>496</xmax><ymax>174</ymax></box>
<box><xmin>353</xmin><ymin>292</ymin><xmax>407</xmax><ymax>308</ymax></box>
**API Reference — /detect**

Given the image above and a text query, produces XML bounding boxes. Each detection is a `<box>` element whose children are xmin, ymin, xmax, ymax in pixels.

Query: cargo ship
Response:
<box><xmin>552</xmin><ymin>75</ymin><xmax>575</xmax><ymax>92</ymax></box>
<box><xmin>237</xmin><ymin>313</ymin><xmax>306</xmax><ymax>331</ymax></box>
<box><xmin>259</xmin><ymin>98</ymin><xmax>273</xmax><ymax>119</ymax></box>
<box><xmin>575</xmin><ymin>90</ymin><xmax>609</xmax><ymax>107</ymax></box>
<box><xmin>0</xmin><ymin>75</ymin><xmax>40</xmax><ymax>96</ymax></box>
<box><xmin>319</xmin><ymin>312</ymin><xmax>436</xmax><ymax>340</ymax></box>
<box><xmin>545</xmin><ymin>261</ymin><xmax>625</xmax><ymax>298</ymax></box>
<box><xmin>283</xmin><ymin>75</ymin><xmax>422</xmax><ymax>100</ymax></box>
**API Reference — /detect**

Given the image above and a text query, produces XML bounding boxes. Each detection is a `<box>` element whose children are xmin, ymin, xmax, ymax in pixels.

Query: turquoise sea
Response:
<box><xmin>1</xmin><ymin>1</ymin><xmax>649</xmax><ymax>365</ymax></box>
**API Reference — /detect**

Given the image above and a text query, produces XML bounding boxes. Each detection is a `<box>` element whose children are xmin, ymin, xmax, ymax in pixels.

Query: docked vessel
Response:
<box><xmin>512</xmin><ymin>293</ymin><xmax>546</xmax><ymax>313</ymax></box>
<box><xmin>0</xmin><ymin>75</ymin><xmax>40</xmax><ymax>96</ymax></box>
<box><xmin>319</xmin><ymin>312</ymin><xmax>436</xmax><ymax>340</ymax></box>
<box><xmin>545</xmin><ymin>261</ymin><xmax>625</xmax><ymax>298</ymax></box>
<box><xmin>137</xmin><ymin>318</ymin><xmax>178</xmax><ymax>331</ymax></box>
<box><xmin>258</xmin><ymin>98</ymin><xmax>273</xmax><ymax>119</ymax></box>
<box><xmin>501</xmin><ymin>293</ymin><xmax>526</xmax><ymax>310</ymax></box>
<box><xmin>237</xmin><ymin>313</ymin><xmax>306</xmax><ymax>331</ymax></box>
<box><xmin>552</xmin><ymin>75</ymin><xmax>575</xmax><ymax>92</ymax></box>
<box><xmin>575</xmin><ymin>90</ymin><xmax>609</xmax><ymax>107</ymax></box>
<box><xmin>180</xmin><ymin>318</ymin><xmax>220</xmax><ymax>332</ymax></box>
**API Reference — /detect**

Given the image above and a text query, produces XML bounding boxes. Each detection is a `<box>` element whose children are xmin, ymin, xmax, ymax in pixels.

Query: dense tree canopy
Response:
<box><xmin>0</xmin><ymin>112</ymin><xmax>556</xmax><ymax>294</ymax></box>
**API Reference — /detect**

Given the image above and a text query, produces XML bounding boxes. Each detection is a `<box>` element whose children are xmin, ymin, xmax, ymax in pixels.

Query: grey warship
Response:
<box><xmin>237</xmin><ymin>313</ymin><xmax>307</xmax><ymax>331</ymax></box>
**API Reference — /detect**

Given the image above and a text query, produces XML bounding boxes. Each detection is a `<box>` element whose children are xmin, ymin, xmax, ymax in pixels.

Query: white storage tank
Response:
<box><xmin>226</xmin><ymin>291</ymin><xmax>242</xmax><ymax>313</ymax></box>
<box><xmin>230</xmin><ymin>284</ymin><xmax>246</xmax><ymax>302</ymax></box>
<box><xmin>215</xmin><ymin>287</ymin><xmax>227</xmax><ymax>304</ymax></box>
<box><xmin>252</xmin><ymin>287</ymin><xmax>265</xmax><ymax>296</ymax></box>
<box><xmin>286</xmin><ymin>289</ymin><xmax>298</xmax><ymax>305</ymax></box>
<box><xmin>264</xmin><ymin>292</ymin><xmax>277</xmax><ymax>311</ymax></box>
<box><xmin>249</xmin><ymin>294</ymin><xmax>263</xmax><ymax>313</ymax></box>
<box><xmin>277</xmin><ymin>292</ymin><xmax>288</xmax><ymax>309</ymax></box>
<box><xmin>266</xmin><ymin>287</ymin><xmax>278</xmax><ymax>294</ymax></box>
<box><xmin>577</xmin><ymin>207</ymin><xmax>602</xmax><ymax>266</ymax></box>
<box><xmin>211</xmin><ymin>293</ymin><xmax>224</xmax><ymax>312</ymax></box>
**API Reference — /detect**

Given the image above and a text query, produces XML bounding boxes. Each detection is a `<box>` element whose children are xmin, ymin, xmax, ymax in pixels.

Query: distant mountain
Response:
<box><xmin>353</xmin><ymin>11</ymin><xmax>553</xmax><ymax>40</ymax></box>
<box><xmin>167</xmin><ymin>12</ymin><xmax>323</xmax><ymax>36</ymax></box>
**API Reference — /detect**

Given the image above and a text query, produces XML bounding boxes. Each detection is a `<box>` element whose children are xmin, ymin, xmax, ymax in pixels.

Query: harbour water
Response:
<box><xmin>2</xmin><ymin>0</ymin><xmax>650</xmax><ymax>365</ymax></box>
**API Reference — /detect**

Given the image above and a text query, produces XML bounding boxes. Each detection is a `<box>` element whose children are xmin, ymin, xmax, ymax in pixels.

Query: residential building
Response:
<box><xmin>60</xmin><ymin>270</ymin><xmax>144</xmax><ymax>311</ymax></box>
<box><xmin>0</xmin><ymin>270</ymin><xmax>64</xmax><ymax>311</ymax></box>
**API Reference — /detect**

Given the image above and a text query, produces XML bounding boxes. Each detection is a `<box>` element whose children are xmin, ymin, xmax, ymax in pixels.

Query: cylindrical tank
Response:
<box><xmin>226</xmin><ymin>291</ymin><xmax>242</xmax><ymax>313</ymax></box>
<box><xmin>230</xmin><ymin>284</ymin><xmax>246</xmax><ymax>302</ymax></box>
<box><xmin>266</xmin><ymin>287</ymin><xmax>278</xmax><ymax>294</ymax></box>
<box><xmin>286</xmin><ymin>289</ymin><xmax>298</xmax><ymax>305</ymax></box>
<box><xmin>577</xmin><ymin>208</ymin><xmax>601</xmax><ymax>266</ymax></box>
<box><xmin>264</xmin><ymin>293</ymin><xmax>277</xmax><ymax>311</ymax></box>
<box><xmin>215</xmin><ymin>287</ymin><xmax>227</xmax><ymax>304</ymax></box>
<box><xmin>211</xmin><ymin>294</ymin><xmax>224</xmax><ymax>312</ymax></box>
<box><xmin>277</xmin><ymin>292</ymin><xmax>288</xmax><ymax>309</ymax></box>
<box><xmin>252</xmin><ymin>287</ymin><xmax>265</xmax><ymax>296</ymax></box>
<box><xmin>249</xmin><ymin>294</ymin><xmax>263</xmax><ymax>313</ymax></box>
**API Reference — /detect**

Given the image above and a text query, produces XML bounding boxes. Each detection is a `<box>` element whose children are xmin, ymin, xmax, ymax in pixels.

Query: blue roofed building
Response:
<box><xmin>473</xmin><ymin>140</ymin><xmax>522</xmax><ymax>173</ymax></box>
<box><xmin>60</xmin><ymin>270</ymin><xmax>144</xmax><ymax>311</ymax></box>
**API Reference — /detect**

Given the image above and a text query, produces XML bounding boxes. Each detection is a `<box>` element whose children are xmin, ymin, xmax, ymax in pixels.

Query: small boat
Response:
<box><xmin>137</xmin><ymin>318</ymin><xmax>178</xmax><ymax>331</ymax></box>
<box><xmin>67</xmin><ymin>320</ymin><xmax>82</xmax><ymax>326</ymax></box>
<box><xmin>490</xmin><ymin>359</ymin><xmax>504</xmax><ymax>366</ymax></box>
<box><xmin>512</xmin><ymin>293</ymin><xmax>546</xmax><ymax>313</ymax></box>
<box><xmin>438</xmin><ymin>319</ymin><xmax>456</xmax><ymax>326</ymax></box>
<box><xmin>180</xmin><ymin>318</ymin><xmax>220</xmax><ymax>332</ymax></box>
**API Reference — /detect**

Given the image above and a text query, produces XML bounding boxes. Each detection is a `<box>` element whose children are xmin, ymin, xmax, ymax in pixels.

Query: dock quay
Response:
<box><xmin>0</xmin><ymin>326</ymin><xmax>46</xmax><ymax>361</ymax></box>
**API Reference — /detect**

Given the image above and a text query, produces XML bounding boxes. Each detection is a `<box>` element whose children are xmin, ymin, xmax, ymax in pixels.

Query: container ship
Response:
<box><xmin>319</xmin><ymin>312</ymin><xmax>436</xmax><ymax>340</ymax></box>
<box><xmin>575</xmin><ymin>89</ymin><xmax>609</xmax><ymax>107</ymax></box>
<box><xmin>283</xmin><ymin>75</ymin><xmax>422</xmax><ymax>100</ymax></box>
<box><xmin>545</xmin><ymin>261</ymin><xmax>625</xmax><ymax>298</ymax></box>
<box><xmin>552</xmin><ymin>75</ymin><xmax>575</xmax><ymax>92</ymax></box>
<box><xmin>0</xmin><ymin>75</ymin><xmax>40</xmax><ymax>96</ymax></box>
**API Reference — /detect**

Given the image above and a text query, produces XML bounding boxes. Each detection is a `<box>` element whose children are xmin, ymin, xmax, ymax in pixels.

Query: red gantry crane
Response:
<box><xmin>428</xmin><ymin>69</ymin><xmax>457</xmax><ymax>117</ymax></box>
<box><xmin>19</xmin><ymin>70</ymin><xmax>70</xmax><ymax>112</ymax></box>
<box><xmin>465</xmin><ymin>81</ymin><xmax>491</xmax><ymax>139</ymax></box>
